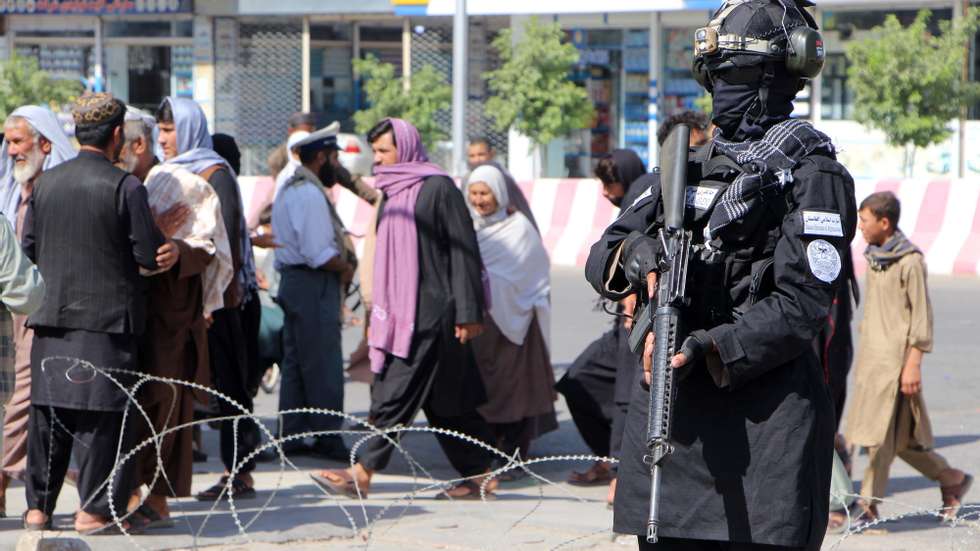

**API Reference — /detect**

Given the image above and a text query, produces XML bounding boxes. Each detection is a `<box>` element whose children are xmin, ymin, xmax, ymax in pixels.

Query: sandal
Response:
<box><xmin>568</xmin><ymin>462</ymin><xmax>614</xmax><ymax>486</ymax></box>
<box><xmin>940</xmin><ymin>473</ymin><xmax>973</xmax><ymax>523</ymax></box>
<box><xmin>131</xmin><ymin>503</ymin><xmax>176</xmax><ymax>530</ymax></box>
<box><xmin>195</xmin><ymin>475</ymin><xmax>257</xmax><ymax>502</ymax></box>
<box><xmin>850</xmin><ymin>509</ymin><xmax>887</xmax><ymax>535</ymax></box>
<box><xmin>827</xmin><ymin>511</ymin><xmax>849</xmax><ymax>534</ymax></box>
<box><xmin>435</xmin><ymin>480</ymin><xmax>496</xmax><ymax>501</ymax></box>
<box><xmin>22</xmin><ymin>510</ymin><xmax>53</xmax><ymax>531</ymax></box>
<box><xmin>310</xmin><ymin>471</ymin><xmax>366</xmax><ymax>499</ymax></box>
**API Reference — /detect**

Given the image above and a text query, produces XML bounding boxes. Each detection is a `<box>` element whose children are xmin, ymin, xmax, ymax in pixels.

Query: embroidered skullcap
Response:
<box><xmin>72</xmin><ymin>93</ymin><xmax>125</xmax><ymax>129</ymax></box>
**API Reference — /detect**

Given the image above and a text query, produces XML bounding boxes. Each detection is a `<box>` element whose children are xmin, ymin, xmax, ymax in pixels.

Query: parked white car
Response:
<box><xmin>337</xmin><ymin>133</ymin><xmax>374</xmax><ymax>178</ymax></box>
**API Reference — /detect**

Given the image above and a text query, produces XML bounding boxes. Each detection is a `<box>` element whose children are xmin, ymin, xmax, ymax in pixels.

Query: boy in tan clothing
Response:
<box><xmin>846</xmin><ymin>191</ymin><xmax>972</xmax><ymax>525</ymax></box>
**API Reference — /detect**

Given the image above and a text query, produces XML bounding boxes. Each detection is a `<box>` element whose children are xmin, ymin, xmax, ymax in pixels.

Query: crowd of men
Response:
<box><xmin>0</xmin><ymin>86</ymin><xmax>568</xmax><ymax>532</ymax></box>
<box><xmin>0</xmin><ymin>1</ymin><xmax>974</xmax><ymax>548</ymax></box>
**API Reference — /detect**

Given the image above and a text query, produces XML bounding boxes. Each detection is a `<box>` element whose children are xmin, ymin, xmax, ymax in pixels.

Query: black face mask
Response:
<box><xmin>710</xmin><ymin>64</ymin><xmax>799</xmax><ymax>142</ymax></box>
<box><xmin>711</xmin><ymin>77</ymin><xmax>763</xmax><ymax>141</ymax></box>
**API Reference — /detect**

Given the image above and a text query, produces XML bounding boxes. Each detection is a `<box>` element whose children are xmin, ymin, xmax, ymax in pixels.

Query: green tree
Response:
<box><xmin>484</xmin><ymin>17</ymin><xmax>594</xmax><ymax>174</ymax></box>
<box><xmin>0</xmin><ymin>53</ymin><xmax>82</xmax><ymax>121</ymax></box>
<box><xmin>353</xmin><ymin>55</ymin><xmax>451</xmax><ymax>150</ymax></box>
<box><xmin>846</xmin><ymin>9</ymin><xmax>980</xmax><ymax>176</ymax></box>
<box><xmin>693</xmin><ymin>93</ymin><xmax>712</xmax><ymax>118</ymax></box>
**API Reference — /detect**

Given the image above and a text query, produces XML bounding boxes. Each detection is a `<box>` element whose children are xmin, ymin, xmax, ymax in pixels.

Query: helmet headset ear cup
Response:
<box><xmin>785</xmin><ymin>26</ymin><xmax>825</xmax><ymax>78</ymax></box>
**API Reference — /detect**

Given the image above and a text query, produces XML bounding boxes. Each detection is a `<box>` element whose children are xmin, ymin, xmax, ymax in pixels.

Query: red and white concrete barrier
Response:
<box><xmin>240</xmin><ymin>176</ymin><xmax>980</xmax><ymax>277</ymax></box>
<box><xmin>851</xmin><ymin>178</ymin><xmax>980</xmax><ymax>277</ymax></box>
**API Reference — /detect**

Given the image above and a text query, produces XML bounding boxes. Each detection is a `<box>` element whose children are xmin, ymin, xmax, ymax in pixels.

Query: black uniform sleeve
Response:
<box><xmin>119</xmin><ymin>174</ymin><xmax>166</xmax><ymax>270</ymax></box>
<box><xmin>435</xmin><ymin>176</ymin><xmax>485</xmax><ymax>326</ymax></box>
<box><xmin>706</xmin><ymin>157</ymin><xmax>857</xmax><ymax>389</ymax></box>
<box><xmin>584</xmin><ymin>173</ymin><xmax>662</xmax><ymax>300</ymax></box>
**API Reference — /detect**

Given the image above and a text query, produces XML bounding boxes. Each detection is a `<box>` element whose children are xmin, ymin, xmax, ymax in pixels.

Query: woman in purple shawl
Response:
<box><xmin>313</xmin><ymin>118</ymin><xmax>496</xmax><ymax>499</ymax></box>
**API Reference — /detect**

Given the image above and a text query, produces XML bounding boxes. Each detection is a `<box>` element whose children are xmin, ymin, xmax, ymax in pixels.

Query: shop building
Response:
<box><xmin>1</xmin><ymin>0</ymin><xmax>977</xmax><ymax>180</ymax></box>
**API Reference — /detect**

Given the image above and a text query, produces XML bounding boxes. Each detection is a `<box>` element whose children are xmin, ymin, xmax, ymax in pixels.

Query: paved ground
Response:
<box><xmin>2</xmin><ymin>267</ymin><xmax>979</xmax><ymax>550</ymax></box>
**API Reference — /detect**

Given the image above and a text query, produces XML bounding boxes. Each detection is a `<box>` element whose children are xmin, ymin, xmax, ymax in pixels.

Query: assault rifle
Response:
<box><xmin>626</xmin><ymin>124</ymin><xmax>693</xmax><ymax>543</ymax></box>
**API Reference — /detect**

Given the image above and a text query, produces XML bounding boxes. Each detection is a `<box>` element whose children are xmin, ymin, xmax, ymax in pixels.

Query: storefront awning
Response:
<box><xmin>237</xmin><ymin>0</ymin><xmax>395</xmax><ymax>15</ymax></box>
<box><xmin>396</xmin><ymin>0</ymin><xmax>722</xmax><ymax>17</ymax></box>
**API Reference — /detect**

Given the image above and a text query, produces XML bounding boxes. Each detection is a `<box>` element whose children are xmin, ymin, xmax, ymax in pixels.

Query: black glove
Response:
<box><xmin>676</xmin><ymin>330</ymin><xmax>712</xmax><ymax>366</ymax></box>
<box><xmin>670</xmin><ymin>329</ymin><xmax>711</xmax><ymax>383</ymax></box>
<box><xmin>622</xmin><ymin>231</ymin><xmax>661</xmax><ymax>290</ymax></box>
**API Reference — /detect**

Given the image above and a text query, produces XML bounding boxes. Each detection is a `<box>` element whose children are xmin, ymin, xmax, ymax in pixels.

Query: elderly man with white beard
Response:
<box><xmin>0</xmin><ymin>107</ymin><xmax>74</xmax><ymax>517</ymax></box>
<box><xmin>118</xmin><ymin>108</ymin><xmax>160</xmax><ymax>182</ymax></box>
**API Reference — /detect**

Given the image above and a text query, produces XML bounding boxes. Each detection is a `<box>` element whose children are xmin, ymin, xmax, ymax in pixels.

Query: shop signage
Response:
<box><xmin>0</xmin><ymin>0</ymin><xmax>193</xmax><ymax>14</ymax></box>
<box><xmin>414</xmin><ymin>0</ymin><xmax>721</xmax><ymax>16</ymax></box>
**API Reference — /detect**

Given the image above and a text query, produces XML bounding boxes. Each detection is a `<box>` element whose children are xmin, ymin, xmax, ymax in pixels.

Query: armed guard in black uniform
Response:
<box><xmin>584</xmin><ymin>1</ymin><xmax>857</xmax><ymax>549</ymax></box>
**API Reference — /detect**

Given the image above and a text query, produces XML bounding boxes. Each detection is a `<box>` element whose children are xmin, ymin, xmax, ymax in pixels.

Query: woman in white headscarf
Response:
<box><xmin>465</xmin><ymin>164</ymin><xmax>557</xmax><ymax>468</ymax></box>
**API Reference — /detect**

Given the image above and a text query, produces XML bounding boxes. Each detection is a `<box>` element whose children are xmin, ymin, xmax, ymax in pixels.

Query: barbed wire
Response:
<box><xmin>30</xmin><ymin>357</ymin><xmax>980</xmax><ymax>550</ymax></box>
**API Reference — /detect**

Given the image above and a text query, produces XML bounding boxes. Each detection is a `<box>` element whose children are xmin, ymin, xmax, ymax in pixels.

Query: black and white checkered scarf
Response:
<box><xmin>708</xmin><ymin>118</ymin><xmax>835</xmax><ymax>239</ymax></box>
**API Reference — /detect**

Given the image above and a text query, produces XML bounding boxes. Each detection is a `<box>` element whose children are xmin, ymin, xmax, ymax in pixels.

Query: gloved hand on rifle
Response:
<box><xmin>641</xmin><ymin>325</ymin><xmax>719</xmax><ymax>387</ymax></box>
<box><xmin>622</xmin><ymin>231</ymin><xmax>662</xmax><ymax>290</ymax></box>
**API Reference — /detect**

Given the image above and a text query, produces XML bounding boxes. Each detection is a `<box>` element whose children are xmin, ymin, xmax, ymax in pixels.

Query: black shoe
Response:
<box><xmin>192</xmin><ymin>449</ymin><xmax>208</xmax><ymax>463</ymax></box>
<box><xmin>311</xmin><ymin>439</ymin><xmax>351</xmax><ymax>462</ymax></box>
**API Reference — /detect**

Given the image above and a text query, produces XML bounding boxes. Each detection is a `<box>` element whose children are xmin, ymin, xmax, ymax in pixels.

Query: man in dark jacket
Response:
<box><xmin>23</xmin><ymin>93</ymin><xmax>174</xmax><ymax>534</ymax></box>
<box><xmin>585</xmin><ymin>2</ymin><xmax>856</xmax><ymax>549</ymax></box>
<box><xmin>315</xmin><ymin>118</ymin><xmax>495</xmax><ymax>500</ymax></box>
<box><xmin>558</xmin><ymin>149</ymin><xmax>648</xmax><ymax>503</ymax></box>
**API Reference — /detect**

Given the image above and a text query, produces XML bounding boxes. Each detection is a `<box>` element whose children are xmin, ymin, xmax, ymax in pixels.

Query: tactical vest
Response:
<box><xmin>681</xmin><ymin>150</ymin><xmax>791</xmax><ymax>330</ymax></box>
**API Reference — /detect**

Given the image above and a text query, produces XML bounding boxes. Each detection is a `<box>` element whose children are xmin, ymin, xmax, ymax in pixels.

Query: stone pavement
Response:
<box><xmin>2</xmin><ymin>269</ymin><xmax>979</xmax><ymax>550</ymax></box>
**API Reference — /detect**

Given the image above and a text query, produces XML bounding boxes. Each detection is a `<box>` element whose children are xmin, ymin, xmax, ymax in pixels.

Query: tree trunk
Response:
<box><xmin>532</xmin><ymin>143</ymin><xmax>542</xmax><ymax>179</ymax></box>
<box><xmin>904</xmin><ymin>144</ymin><xmax>917</xmax><ymax>178</ymax></box>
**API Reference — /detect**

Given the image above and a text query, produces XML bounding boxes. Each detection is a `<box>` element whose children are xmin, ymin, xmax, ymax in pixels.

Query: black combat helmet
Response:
<box><xmin>692</xmin><ymin>0</ymin><xmax>824</xmax><ymax>141</ymax></box>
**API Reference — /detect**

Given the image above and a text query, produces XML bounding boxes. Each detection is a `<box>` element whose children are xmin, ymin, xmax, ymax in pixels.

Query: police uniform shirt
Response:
<box><xmin>271</xmin><ymin>166</ymin><xmax>338</xmax><ymax>270</ymax></box>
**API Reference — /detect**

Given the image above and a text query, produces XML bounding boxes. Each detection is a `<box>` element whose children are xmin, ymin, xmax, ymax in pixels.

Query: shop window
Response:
<box><xmin>623</xmin><ymin>29</ymin><xmax>650</xmax><ymax>167</ymax></box>
<box><xmin>566</xmin><ymin>28</ymin><xmax>624</xmax><ymax>178</ymax></box>
<box><xmin>128</xmin><ymin>46</ymin><xmax>172</xmax><ymax>111</ymax></box>
<box><xmin>820</xmin><ymin>9</ymin><xmax>952</xmax><ymax>121</ymax></box>
<box><xmin>15</xmin><ymin>29</ymin><xmax>93</xmax><ymax>38</ymax></box>
<box><xmin>105</xmin><ymin>21</ymin><xmax>174</xmax><ymax>38</ymax></box>
<box><xmin>16</xmin><ymin>44</ymin><xmax>94</xmax><ymax>85</ymax></box>
<box><xmin>821</xmin><ymin>53</ymin><xmax>853</xmax><ymax>121</ymax></box>
<box><xmin>823</xmin><ymin>8</ymin><xmax>952</xmax><ymax>36</ymax></box>
<box><xmin>174</xmin><ymin>20</ymin><xmax>193</xmax><ymax>38</ymax></box>
<box><xmin>311</xmin><ymin>24</ymin><xmax>351</xmax><ymax>42</ymax></box>
<box><xmin>312</xmin><ymin>46</ymin><xmax>355</xmax><ymax>130</ymax></box>
<box><xmin>662</xmin><ymin>27</ymin><xmax>705</xmax><ymax>118</ymax></box>
<box><xmin>970</xmin><ymin>24</ymin><xmax>980</xmax><ymax>119</ymax></box>
<box><xmin>359</xmin><ymin>26</ymin><xmax>402</xmax><ymax>43</ymax></box>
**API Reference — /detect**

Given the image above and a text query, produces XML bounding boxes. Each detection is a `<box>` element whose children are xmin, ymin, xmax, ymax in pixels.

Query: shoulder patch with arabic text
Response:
<box><xmin>801</xmin><ymin>210</ymin><xmax>844</xmax><ymax>237</ymax></box>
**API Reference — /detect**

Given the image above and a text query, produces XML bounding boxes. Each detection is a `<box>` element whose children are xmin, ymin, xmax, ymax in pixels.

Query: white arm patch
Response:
<box><xmin>806</xmin><ymin>239</ymin><xmax>842</xmax><ymax>283</ymax></box>
<box><xmin>802</xmin><ymin>210</ymin><xmax>844</xmax><ymax>237</ymax></box>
